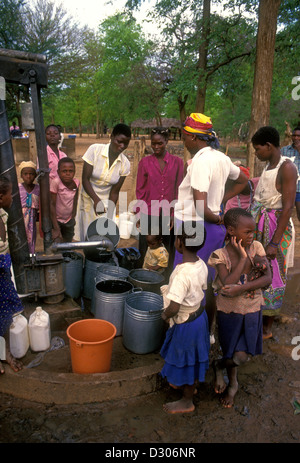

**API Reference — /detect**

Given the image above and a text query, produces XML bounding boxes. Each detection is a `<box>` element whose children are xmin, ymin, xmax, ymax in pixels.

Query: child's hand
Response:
<box><xmin>231</xmin><ymin>236</ymin><xmax>247</xmax><ymax>259</ymax></box>
<box><xmin>221</xmin><ymin>284</ymin><xmax>243</xmax><ymax>297</ymax></box>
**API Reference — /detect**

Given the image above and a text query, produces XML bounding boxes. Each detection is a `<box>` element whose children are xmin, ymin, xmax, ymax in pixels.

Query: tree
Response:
<box><xmin>247</xmin><ymin>0</ymin><xmax>282</xmax><ymax>176</ymax></box>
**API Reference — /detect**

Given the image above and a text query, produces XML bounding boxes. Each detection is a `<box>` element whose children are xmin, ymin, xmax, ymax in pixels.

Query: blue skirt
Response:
<box><xmin>160</xmin><ymin>310</ymin><xmax>210</xmax><ymax>387</ymax></box>
<box><xmin>217</xmin><ymin>310</ymin><xmax>263</xmax><ymax>360</ymax></box>
<box><xmin>0</xmin><ymin>255</ymin><xmax>24</xmax><ymax>337</ymax></box>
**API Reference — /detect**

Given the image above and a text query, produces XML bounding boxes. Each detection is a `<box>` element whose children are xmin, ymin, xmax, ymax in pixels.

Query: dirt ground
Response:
<box><xmin>0</xmin><ymin>135</ymin><xmax>299</xmax><ymax>445</ymax></box>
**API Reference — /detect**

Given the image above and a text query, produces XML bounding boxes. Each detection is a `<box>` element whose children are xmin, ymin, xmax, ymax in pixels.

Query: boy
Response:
<box><xmin>143</xmin><ymin>234</ymin><xmax>169</xmax><ymax>274</ymax></box>
<box><xmin>50</xmin><ymin>157</ymin><xmax>79</xmax><ymax>243</ymax></box>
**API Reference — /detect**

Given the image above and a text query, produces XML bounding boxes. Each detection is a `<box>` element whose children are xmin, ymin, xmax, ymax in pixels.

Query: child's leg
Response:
<box><xmin>214</xmin><ymin>351</ymin><xmax>248</xmax><ymax>408</ymax></box>
<box><xmin>163</xmin><ymin>383</ymin><xmax>195</xmax><ymax>414</ymax></box>
<box><xmin>2</xmin><ymin>333</ymin><xmax>23</xmax><ymax>373</ymax></box>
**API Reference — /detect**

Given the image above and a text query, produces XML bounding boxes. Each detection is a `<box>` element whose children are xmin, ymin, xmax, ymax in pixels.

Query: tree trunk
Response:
<box><xmin>178</xmin><ymin>94</ymin><xmax>188</xmax><ymax>123</ymax></box>
<box><xmin>247</xmin><ymin>0</ymin><xmax>282</xmax><ymax>177</ymax></box>
<box><xmin>195</xmin><ymin>0</ymin><xmax>210</xmax><ymax>113</ymax></box>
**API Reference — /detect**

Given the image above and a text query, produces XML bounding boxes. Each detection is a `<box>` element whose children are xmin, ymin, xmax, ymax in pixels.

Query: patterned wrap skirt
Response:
<box><xmin>0</xmin><ymin>254</ymin><xmax>23</xmax><ymax>337</ymax></box>
<box><xmin>251</xmin><ymin>202</ymin><xmax>293</xmax><ymax>316</ymax></box>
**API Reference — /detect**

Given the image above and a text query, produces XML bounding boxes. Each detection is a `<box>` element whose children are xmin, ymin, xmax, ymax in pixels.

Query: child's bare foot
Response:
<box><xmin>220</xmin><ymin>382</ymin><xmax>238</xmax><ymax>408</ymax></box>
<box><xmin>213</xmin><ymin>360</ymin><xmax>227</xmax><ymax>394</ymax></box>
<box><xmin>0</xmin><ymin>360</ymin><xmax>4</xmax><ymax>374</ymax></box>
<box><xmin>5</xmin><ymin>349</ymin><xmax>23</xmax><ymax>373</ymax></box>
<box><xmin>163</xmin><ymin>398</ymin><xmax>195</xmax><ymax>414</ymax></box>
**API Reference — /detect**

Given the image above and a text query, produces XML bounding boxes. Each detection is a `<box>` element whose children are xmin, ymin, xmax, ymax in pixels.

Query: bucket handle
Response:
<box><xmin>75</xmin><ymin>342</ymin><xmax>83</xmax><ymax>348</ymax></box>
<box><xmin>132</xmin><ymin>287</ymin><xmax>143</xmax><ymax>293</ymax></box>
<box><xmin>149</xmin><ymin>308</ymin><xmax>164</xmax><ymax>314</ymax></box>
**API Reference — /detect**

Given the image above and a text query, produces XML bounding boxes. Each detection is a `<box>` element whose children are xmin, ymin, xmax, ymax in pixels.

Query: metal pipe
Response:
<box><xmin>30</xmin><ymin>77</ymin><xmax>52</xmax><ymax>254</ymax></box>
<box><xmin>51</xmin><ymin>238</ymin><xmax>115</xmax><ymax>253</ymax></box>
<box><xmin>0</xmin><ymin>98</ymin><xmax>30</xmax><ymax>294</ymax></box>
<box><xmin>0</xmin><ymin>48</ymin><xmax>47</xmax><ymax>63</ymax></box>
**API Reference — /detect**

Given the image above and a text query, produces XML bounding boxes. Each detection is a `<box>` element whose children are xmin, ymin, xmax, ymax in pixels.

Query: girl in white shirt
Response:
<box><xmin>160</xmin><ymin>221</ymin><xmax>210</xmax><ymax>414</ymax></box>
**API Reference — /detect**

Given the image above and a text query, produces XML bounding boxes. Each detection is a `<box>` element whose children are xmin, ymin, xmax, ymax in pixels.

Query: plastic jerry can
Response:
<box><xmin>9</xmin><ymin>314</ymin><xmax>30</xmax><ymax>359</ymax></box>
<box><xmin>28</xmin><ymin>307</ymin><xmax>51</xmax><ymax>352</ymax></box>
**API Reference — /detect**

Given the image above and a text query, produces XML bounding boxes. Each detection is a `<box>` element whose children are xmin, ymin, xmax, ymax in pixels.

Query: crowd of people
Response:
<box><xmin>0</xmin><ymin>115</ymin><xmax>299</xmax><ymax>415</ymax></box>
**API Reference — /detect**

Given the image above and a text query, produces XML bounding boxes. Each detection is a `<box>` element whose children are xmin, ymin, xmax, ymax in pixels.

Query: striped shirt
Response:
<box><xmin>281</xmin><ymin>144</ymin><xmax>300</xmax><ymax>193</ymax></box>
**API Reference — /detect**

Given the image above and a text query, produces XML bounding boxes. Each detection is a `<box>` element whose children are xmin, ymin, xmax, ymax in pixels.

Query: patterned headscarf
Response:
<box><xmin>183</xmin><ymin>113</ymin><xmax>220</xmax><ymax>149</ymax></box>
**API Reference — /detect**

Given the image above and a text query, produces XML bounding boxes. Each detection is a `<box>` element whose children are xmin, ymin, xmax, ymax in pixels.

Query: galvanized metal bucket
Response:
<box><xmin>123</xmin><ymin>291</ymin><xmax>164</xmax><ymax>354</ymax></box>
<box><xmin>94</xmin><ymin>279</ymin><xmax>141</xmax><ymax>336</ymax></box>
<box><xmin>90</xmin><ymin>264</ymin><xmax>130</xmax><ymax>314</ymax></box>
<box><xmin>62</xmin><ymin>252</ymin><xmax>83</xmax><ymax>299</ymax></box>
<box><xmin>128</xmin><ymin>268</ymin><xmax>165</xmax><ymax>294</ymax></box>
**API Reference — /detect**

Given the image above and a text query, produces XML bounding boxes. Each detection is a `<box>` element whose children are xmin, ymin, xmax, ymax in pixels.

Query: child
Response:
<box><xmin>143</xmin><ymin>234</ymin><xmax>169</xmax><ymax>274</ymax></box>
<box><xmin>224</xmin><ymin>164</ymin><xmax>259</xmax><ymax>213</ymax></box>
<box><xmin>208</xmin><ymin>207</ymin><xmax>272</xmax><ymax>408</ymax></box>
<box><xmin>0</xmin><ymin>176</ymin><xmax>24</xmax><ymax>375</ymax></box>
<box><xmin>50</xmin><ymin>157</ymin><xmax>79</xmax><ymax>243</ymax></box>
<box><xmin>45</xmin><ymin>124</ymin><xmax>67</xmax><ymax>180</ymax></box>
<box><xmin>159</xmin><ymin>222</ymin><xmax>210</xmax><ymax>414</ymax></box>
<box><xmin>18</xmin><ymin>161</ymin><xmax>40</xmax><ymax>254</ymax></box>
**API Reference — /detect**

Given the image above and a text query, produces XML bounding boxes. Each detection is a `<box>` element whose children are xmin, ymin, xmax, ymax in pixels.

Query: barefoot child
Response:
<box><xmin>160</xmin><ymin>221</ymin><xmax>210</xmax><ymax>414</ymax></box>
<box><xmin>50</xmin><ymin>157</ymin><xmax>79</xmax><ymax>243</ymax></box>
<box><xmin>0</xmin><ymin>176</ymin><xmax>24</xmax><ymax>375</ymax></box>
<box><xmin>143</xmin><ymin>234</ymin><xmax>169</xmax><ymax>274</ymax></box>
<box><xmin>18</xmin><ymin>161</ymin><xmax>40</xmax><ymax>254</ymax></box>
<box><xmin>208</xmin><ymin>207</ymin><xmax>272</xmax><ymax>408</ymax></box>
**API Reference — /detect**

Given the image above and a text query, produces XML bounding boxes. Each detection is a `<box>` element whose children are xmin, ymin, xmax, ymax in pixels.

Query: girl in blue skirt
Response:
<box><xmin>208</xmin><ymin>208</ymin><xmax>272</xmax><ymax>408</ymax></box>
<box><xmin>160</xmin><ymin>221</ymin><xmax>210</xmax><ymax>414</ymax></box>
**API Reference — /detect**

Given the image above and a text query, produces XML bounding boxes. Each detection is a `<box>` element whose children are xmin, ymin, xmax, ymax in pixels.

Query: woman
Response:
<box><xmin>174</xmin><ymin>113</ymin><xmax>248</xmax><ymax>326</ymax></box>
<box><xmin>250</xmin><ymin>126</ymin><xmax>297</xmax><ymax>339</ymax></box>
<box><xmin>135</xmin><ymin>127</ymin><xmax>184</xmax><ymax>273</ymax></box>
<box><xmin>74</xmin><ymin>123</ymin><xmax>131</xmax><ymax>242</ymax></box>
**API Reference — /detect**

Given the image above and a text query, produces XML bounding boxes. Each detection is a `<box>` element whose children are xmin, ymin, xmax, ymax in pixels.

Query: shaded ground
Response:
<box><xmin>0</xmin><ymin>136</ymin><xmax>299</xmax><ymax>445</ymax></box>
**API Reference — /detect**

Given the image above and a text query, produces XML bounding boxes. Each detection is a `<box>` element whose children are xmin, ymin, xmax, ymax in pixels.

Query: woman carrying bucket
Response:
<box><xmin>74</xmin><ymin>124</ymin><xmax>131</xmax><ymax>241</ymax></box>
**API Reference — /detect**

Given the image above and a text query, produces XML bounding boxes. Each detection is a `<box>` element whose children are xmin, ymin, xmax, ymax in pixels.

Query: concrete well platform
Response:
<box><xmin>0</xmin><ymin>295</ymin><xmax>164</xmax><ymax>405</ymax></box>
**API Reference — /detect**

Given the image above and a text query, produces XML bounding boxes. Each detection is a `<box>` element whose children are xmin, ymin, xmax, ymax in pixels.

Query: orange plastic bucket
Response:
<box><xmin>67</xmin><ymin>319</ymin><xmax>116</xmax><ymax>374</ymax></box>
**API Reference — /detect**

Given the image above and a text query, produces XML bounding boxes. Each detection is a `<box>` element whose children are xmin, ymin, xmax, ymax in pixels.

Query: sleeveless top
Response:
<box><xmin>253</xmin><ymin>156</ymin><xmax>290</xmax><ymax>210</ymax></box>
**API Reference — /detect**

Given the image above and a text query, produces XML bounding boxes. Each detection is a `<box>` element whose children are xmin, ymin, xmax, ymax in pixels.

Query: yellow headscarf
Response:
<box><xmin>18</xmin><ymin>161</ymin><xmax>37</xmax><ymax>175</ymax></box>
<box><xmin>183</xmin><ymin>113</ymin><xmax>213</xmax><ymax>135</ymax></box>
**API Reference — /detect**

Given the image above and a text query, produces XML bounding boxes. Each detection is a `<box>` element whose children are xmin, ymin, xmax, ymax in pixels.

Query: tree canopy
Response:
<box><xmin>1</xmin><ymin>0</ymin><xmax>299</xmax><ymax>138</ymax></box>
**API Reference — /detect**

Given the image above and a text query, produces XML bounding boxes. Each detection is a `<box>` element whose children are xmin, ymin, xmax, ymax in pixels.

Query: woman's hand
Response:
<box><xmin>266</xmin><ymin>244</ymin><xmax>278</xmax><ymax>260</ymax></box>
<box><xmin>94</xmin><ymin>198</ymin><xmax>106</xmax><ymax>215</ymax></box>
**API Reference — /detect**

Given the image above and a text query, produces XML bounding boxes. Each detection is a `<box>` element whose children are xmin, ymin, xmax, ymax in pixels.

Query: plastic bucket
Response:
<box><xmin>119</xmin><ymin>220</ymin><xmax>134</xmax><ymax>239</ymax></box>
<box><xmin>123</xmin><ymin>291</ymin><xmax>164</xmax><ymax>354</ymax></box>
<box><xmin>94</xmin><ymin>279</ymin><xmax>138</xmax><ymax>336</ymax></box>
<box><xmin>62</xmin><ymin>251</ymin><xmax>83</xmax><ymax>299</ymax></box>
<box><xmin>67</xmin><ymin>319</ymin><xmax>116</xmax><ymax>374</ymax></box>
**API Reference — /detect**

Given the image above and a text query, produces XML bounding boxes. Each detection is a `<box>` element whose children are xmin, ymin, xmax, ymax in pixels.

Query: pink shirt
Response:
<box><xmin>136</xmin><ymin>152</ymin><xmax>184</xmax><ymax>216</ymax></box>
<box><xmin>47</xmin><ymin>145</ymin><xmax>67</xmax><ymax>180</ymax></box>
<box><xmin>50</xmin><ymin>177</ymin><xmax>80</xmax><ymax>223</ymax></box>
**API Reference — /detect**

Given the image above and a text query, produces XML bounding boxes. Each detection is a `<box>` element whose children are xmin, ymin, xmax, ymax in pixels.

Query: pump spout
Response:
<box><xmin>51</xmin><ymin>238</ymin><xmax>115</xmax><ymax>253</ymax></box>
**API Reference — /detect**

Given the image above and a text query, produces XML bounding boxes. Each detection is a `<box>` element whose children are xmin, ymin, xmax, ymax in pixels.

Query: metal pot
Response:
<box><xmin>128</xmin><ymin>268</ymin><xmax>165</xmax><ymax>294</ymax></box>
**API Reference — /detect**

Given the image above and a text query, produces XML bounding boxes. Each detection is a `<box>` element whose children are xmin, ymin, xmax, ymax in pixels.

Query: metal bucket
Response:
<box><xmin>85</xmin><ymin>217</ymin><xmax>120</xmax><ymax>261</ymax></box>
<box><xmin>123</xmin><ymin>291</ymin><xmax>164</xmax><ymax>354</ymax></box>
<box><xmin>90</xmin><ymin>264</ymin><xmax>129</xmax><ymax>314</ymax></box>
<box><xmin>94</xmin><ymin>279</ymin><xmax>140</xmax><ymax>336</ymax></box>
<box><xmin>128</xmin><ymin>268</ymin><xmax>165</xmax><ymax>294</ymax></box>
<box><xmin>62</xmin><ymin>252</ymin><xmax>83</xmax><ymax>299</ymax></box>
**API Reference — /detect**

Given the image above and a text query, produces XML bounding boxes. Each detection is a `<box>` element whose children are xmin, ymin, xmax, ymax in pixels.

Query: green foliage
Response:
<box><xmin>1</xmin><ymin>0</ymin><xmax>299</xmax><ymax>137</ymax></box>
